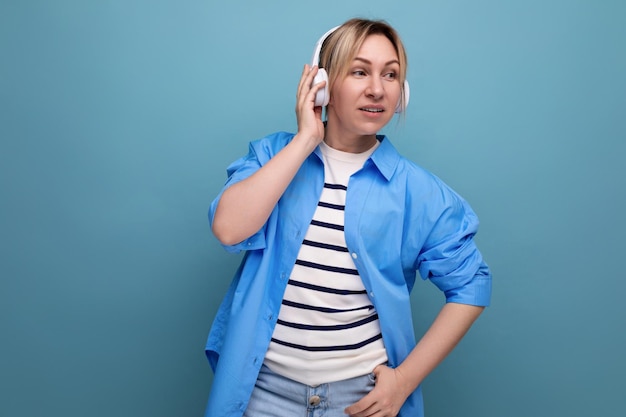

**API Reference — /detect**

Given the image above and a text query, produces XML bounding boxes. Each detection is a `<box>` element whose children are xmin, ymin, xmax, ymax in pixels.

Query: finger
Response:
<box><xmin>345</xmin><ymin>403</ymin><xmax>379</xmax><ymax>417</ymax></box>
<box><xmin>309</xmin><ymin>80</ymin><xmax>326</xmax><ymax>108</ymax></box>
<box><xmin>345</xmin><ymin>394</ymin><xmax>378</xmax><ymax>417</ymax></box>
<box><xmin>297</xmin><ymin>65</ymin><xmax>321</xmax><ymax>103</ymax></box>
<box><xmin>296</xmin><ymin>64</ymin><xmax>317</xmax><ymax>98</ymax></box>
<box><xmin>296</xmin><ymin>64</ymin><xmax>310</xmax><ymax>98</ymax></box>
<box><xmin>296</xmin><ymin>80</ymin><xmax>326</xmax><ymax>118</ymax></box>
<box><xmin>372</xmin><ymin>364</ymin><xmax>385</xmax><ymax>378</ymax></box>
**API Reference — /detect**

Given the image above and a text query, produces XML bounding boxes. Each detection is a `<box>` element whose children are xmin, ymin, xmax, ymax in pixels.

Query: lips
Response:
<box><xmin>360</xmin><ymin>107</ymin><xmax>384</xmax><ymax>113</ymax></box>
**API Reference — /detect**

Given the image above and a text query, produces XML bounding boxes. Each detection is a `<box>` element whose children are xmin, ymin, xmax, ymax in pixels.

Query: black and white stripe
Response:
<box><xmin>265</xmin><ymin>141</ymin><xmax>387</xmax><ymax>385</ymax></box>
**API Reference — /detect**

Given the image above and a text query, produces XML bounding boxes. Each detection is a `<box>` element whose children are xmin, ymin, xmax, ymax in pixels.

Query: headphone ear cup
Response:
<box><xmin>395</xmin><ymin>80</ymin><xmax>410</xmax><ymax>113</ymax></box>
<box><xmin>313</xmin><ymin>68</ymin><xmax>330</xmax><ymax>107</ymax></box>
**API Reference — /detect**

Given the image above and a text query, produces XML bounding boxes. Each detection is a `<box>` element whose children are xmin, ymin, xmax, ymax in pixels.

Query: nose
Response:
<box><xmin>365</xmin><ymin>76</ymin><xmax>384</xmax><ymax>99</ymax></box>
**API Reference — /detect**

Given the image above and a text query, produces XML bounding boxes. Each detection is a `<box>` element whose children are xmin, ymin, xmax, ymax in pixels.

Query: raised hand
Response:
<box><xmin>294</xmin><ymin>64</ymin><xmax>326</xmax><ymax>147</ymax></box>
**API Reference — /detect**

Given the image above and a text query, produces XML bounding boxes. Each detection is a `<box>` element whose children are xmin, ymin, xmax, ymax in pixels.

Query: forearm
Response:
<box><xmin>212</xmin><ymin>133</ymin><xmax>319</xmax><ymax>245</ymax></box>
<box><xmin>213</xmin><ymin>65</ymin><xmax>327</xmax><ymax>246</ymax></box>
<box><xmin>395</xmin><ymin>303</ymin><xmax>485</xmax><ymax>395</ymax></box>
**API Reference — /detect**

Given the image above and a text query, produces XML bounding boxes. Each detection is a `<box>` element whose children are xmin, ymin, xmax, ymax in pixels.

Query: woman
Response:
<box><xmin>205</xmin><ymin>18</ymin><xmax>492</xmax><ymax>417</ymax></box>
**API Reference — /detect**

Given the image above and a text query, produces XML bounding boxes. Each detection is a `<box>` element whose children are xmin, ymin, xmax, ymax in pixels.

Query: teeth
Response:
<box><xmin>362</xmin><ymin>108</ymin><xmax>383</xmax><ymax>113</ymax></box>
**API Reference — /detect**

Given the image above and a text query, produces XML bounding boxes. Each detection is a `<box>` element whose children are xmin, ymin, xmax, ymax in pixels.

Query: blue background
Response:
<box><xmin>1</xmin><ymin>1</ymin><xmax>625</xmax><ymax>416</ymax></box>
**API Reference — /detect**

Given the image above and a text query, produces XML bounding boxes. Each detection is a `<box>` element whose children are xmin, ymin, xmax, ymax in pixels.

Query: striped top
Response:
<box><xmin>264</xmin><ymin>140</ymin><xmax>388</xmax><ymax>386</ymax></box>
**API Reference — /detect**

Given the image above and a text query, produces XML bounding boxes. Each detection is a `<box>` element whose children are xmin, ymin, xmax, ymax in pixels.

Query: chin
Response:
<box><xmin>359</xmin><ymin>122</ymin><xmax>388</xmax><ymax>136</ymax></box>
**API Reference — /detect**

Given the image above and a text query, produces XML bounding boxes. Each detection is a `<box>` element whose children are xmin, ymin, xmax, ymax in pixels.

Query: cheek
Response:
<box><xmin>328</xmin><ymin>91</ymin><xmax>349</xmax><ymax>111</ymax></box>
<box><xmin>389</xmin><ymin>83</ymin><xmax>402</xmax><ymax>100</ymax></box>
<box><xmin>330</xmin><ymin>81</ymin><xmax>359</xmax><ymax>103</ymax></box>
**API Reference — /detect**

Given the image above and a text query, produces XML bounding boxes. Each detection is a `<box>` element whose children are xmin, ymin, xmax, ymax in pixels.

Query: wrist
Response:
<box><xmin>394</xmin><ymin>365</ymin><xmax>421</xmax><ymax>396</ymax></box>
<box><xmin>293</xmin><ymin>132</ymin><xmax>322</xmax><ymax>153</ymax></box>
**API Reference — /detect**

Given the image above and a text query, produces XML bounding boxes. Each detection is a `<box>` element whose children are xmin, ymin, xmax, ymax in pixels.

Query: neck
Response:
<box><xmin>323</xmin><ymin>124</ymin><xmax>378</xmax><ymax>153</ymax></box>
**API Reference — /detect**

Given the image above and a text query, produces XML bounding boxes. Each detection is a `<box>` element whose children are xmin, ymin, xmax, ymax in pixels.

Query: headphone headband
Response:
<box><xmin>310</xmin><ymin>26</ymin><xmax>340</xmax><ymax>68</ymax></box>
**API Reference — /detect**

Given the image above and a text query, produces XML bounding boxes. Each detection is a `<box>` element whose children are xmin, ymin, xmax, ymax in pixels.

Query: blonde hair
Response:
<box><xmin>319</xmin><ymin>18</ymin><xmax>408</xmax><ymax>107</ymax></box>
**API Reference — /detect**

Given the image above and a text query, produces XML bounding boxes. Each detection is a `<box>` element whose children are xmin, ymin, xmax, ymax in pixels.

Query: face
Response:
<box><xmin>325</xmin><ymin>34</ymin><xmax>402</xmax><ymax>147</ymax></box>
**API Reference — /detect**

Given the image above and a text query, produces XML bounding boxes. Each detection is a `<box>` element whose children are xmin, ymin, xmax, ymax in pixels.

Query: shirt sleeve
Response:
<box><xmin>208</xmin><ymin>141</ymin><xmax>269</xmax><ymax>253</ymax></box>
<box><xmin>416</xmin><ymin>186</ymin><xmax>492</xmax><ymax>306</ymax></box>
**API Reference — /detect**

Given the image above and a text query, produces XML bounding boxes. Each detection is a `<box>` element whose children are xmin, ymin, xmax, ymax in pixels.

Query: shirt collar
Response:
<box><xmin>313</xmin><ymin>135</ymin><xmax>400</xmax><ymax>182</ymax></box>
<box><xmin>369</xmin><ymin>135</ymin><xmax>401</xmax><ymax>182</ymax></box>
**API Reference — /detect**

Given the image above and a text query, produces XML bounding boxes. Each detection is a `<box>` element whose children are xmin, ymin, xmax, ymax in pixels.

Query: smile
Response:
<box><xmin>360</xmin><ymin>108</ymin><xmax>384</xmax><ymax>113</ymax></box>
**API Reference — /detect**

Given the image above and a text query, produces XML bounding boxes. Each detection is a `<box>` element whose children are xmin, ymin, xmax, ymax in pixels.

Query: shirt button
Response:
<box><xmin>308</xmin><ymin>395</ymin><xmax>321</xmax><ymax>406</ymax></box>
<box><xmin>351</xmin><ymin>252</ymin><xmax>358</xmax><ymax>259</ymax></box>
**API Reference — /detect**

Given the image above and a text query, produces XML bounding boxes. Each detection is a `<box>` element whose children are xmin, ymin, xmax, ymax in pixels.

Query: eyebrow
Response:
<box><xmin>353</xmin><ymin>57</ymin><xmax>400</xmax><ymax>66</ymax></box>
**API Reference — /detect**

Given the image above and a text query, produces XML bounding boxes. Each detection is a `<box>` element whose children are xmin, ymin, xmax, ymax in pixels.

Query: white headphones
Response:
<box><xmin>310</xmin><ymin>25</ymin><xmax>410</xmax><ymax>113</ymax></box>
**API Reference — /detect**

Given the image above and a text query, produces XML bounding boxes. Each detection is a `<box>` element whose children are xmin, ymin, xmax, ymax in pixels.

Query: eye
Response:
<box><xmin>352</xmin><ymin>69</ymin><xmax>367</xmax><ymax>77</ymax></box>
<box><xmin>383</xmin><ymin>71</ymin><xmax>398</xmax><ymax>80</ymax></box>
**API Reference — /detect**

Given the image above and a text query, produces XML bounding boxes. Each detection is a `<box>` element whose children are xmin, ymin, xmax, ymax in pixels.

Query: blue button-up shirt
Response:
<box><xmin>205</xmin><ymin>131</ymin><xmax>492</xmax><ymax>417</ymax></box>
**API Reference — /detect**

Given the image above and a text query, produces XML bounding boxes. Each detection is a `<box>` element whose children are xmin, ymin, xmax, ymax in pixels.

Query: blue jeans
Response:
<box><xmin>244</xmin><ymin>365</ymin><xmax>376</xmax><ymax>417</ymax></box>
